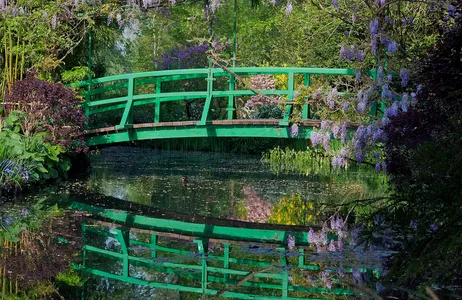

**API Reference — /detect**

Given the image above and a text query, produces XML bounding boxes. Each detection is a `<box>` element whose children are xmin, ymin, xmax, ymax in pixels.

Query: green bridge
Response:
<box><xmin>69</xmin><ymin>196</ymin><xmax>379</xmax><ymax>299</ymax></box>
<box><xmin>77</xmin><ymin>67</ymin><xmax>370</xmax><ymax>146</ymax></box>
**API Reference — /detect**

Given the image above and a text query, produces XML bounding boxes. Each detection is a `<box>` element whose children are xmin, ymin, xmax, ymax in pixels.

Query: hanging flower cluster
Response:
<box><xmin>284</xmin><ymin>0</ymin><xmax>459</xmax><ymax>171</ymax></box>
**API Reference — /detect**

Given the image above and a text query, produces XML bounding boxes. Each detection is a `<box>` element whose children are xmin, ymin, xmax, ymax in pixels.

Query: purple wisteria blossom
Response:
<box><xmin>52</xmin><ymin>15</ymin><xmax>57</xmax><ymax>29</ymax></box>
<box><xmin>377</xmin><ymin>66</ymin><xmax>384</xmax><ymax>84</ymax></box>
<box><xmin>332</xmin><ymin>125</ymin><xmax>340</xmax><ymax>138</ymax></box>
<box><xmin>400</xmin><ymin>68</ymin><xmax>410</xmax><ymax>87</ymax></box>
<box><xmin>310</xmin><ymin>131</ymin><xmax>323</xmax><ymax>146</ymax></box>
<box><xmin>290</xmin><ymin>123</ymin><xmax>299</xmax><ymax>137</ymax></box>
<box><xmin>321</xmin><ymin>120</ymin><xmax>333</xmax><ymax>130</ymax></box>
<box><xmin>332</xmin><ymin>147</ymin><xmax>350</xmax><ymax>168</ymax></box>
<box><xmin>323</xmin><ymin>132</ymin><xmax>331</xmax><ymax>152</ymax></box>
<box><xmin>370</xmin><ymin>19</ymin><xmax>379</xmax><ymax>35</ymax></box>
<box><xmin>328</xmin><ymin>240</ymin><xmax>336</xmax><ymax>251</ymax></box>
<box><xmin>340</xmin><ymin>122</ymin><xmax>348</xmax><ymax>143</ymax></box>
<box><xmin>448</xmin><ymin>5</ymin><xmax>455</xmax><ymax>17</ymax></box>
<box><xmin>288</xmin><ymin>234</ymin><xmax>296</xmax><ymax>249</ymax></box>
<box><xmin>357</xmin><ymin>101</ymin><xmax>366</xmax><ymax>113</ymax></box>
<box><xmin>387</xmin><ymin>40</ymin><xmax>398</xmax><ymax>54</ymax></box>
<box><xmin>401</xmin><ymin>93</ymin><xmax>409</xmax><ymax>112</ymax></box>
<box><xmin>385</xmin><ymin>101</ymin><xmax>399</xmax><ymax>117</ymax></box>
<box><xmin>353</xmin><ymin>268</ymin><xmax>363</xmax><ymax>287</ymax></box>
<box><xmin>381</xmin><ymin>84</ymin><xmax>393</xmax><ymax>99</ymax></box>
<box><xmin>332</xmin><ymin>0</ymin><xmax>338</xmax><ymax>9</ymax></box>
<box><xmin>285</xmin><ymin>1</ymin><xmax>293</xmax><ymax>16</ymax></box>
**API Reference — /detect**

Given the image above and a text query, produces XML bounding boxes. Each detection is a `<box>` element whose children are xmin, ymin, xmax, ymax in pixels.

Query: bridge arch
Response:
<box><xmin>77</xmin><ymin>67</ymin><xmax>368</xmax><ymax>146</ymax></box>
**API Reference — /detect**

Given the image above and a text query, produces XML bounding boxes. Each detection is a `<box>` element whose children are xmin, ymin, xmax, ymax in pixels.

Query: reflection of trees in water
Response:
<box><xmin>237</xmin><ymin>187</ymin><xmax>316</xmax><ymax>226</ymax></box>
<box><xmin>0</xmin><ymin>209</ymin><xmax>83</xmax><ymax>299</ymax></box>
<box><xmin>269</xmin><ymin>194</ymin><xmax>316</xmax><ymax>226</ymax></box>
<box><xmin>236</xmin><ymin>185</ymin><xmax>273</xmax><ymax>223</ymax></box>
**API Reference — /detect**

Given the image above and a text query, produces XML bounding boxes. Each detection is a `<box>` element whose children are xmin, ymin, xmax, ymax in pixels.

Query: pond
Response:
<box><xmin>0</xmin><ymin>147</ymin><xmax>390</xmax><ymax>299</ymax></box>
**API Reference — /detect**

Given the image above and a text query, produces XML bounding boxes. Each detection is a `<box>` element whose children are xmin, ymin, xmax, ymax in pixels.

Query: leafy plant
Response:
<box><xmin>0</xmin><ymin>112</ymin><xmax>72</xmax><ymax>186</ymax></box>
<box><xmin>60</xmin><ymin>66</ymin><xmax>92</xmax><ymax>84</ymax></box>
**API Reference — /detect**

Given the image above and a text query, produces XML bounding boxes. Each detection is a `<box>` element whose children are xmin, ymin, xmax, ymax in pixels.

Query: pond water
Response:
<box><xmin>0</xmin><ymin>147</ymin><xmax>389</xmax><ymax>299</ymax></box>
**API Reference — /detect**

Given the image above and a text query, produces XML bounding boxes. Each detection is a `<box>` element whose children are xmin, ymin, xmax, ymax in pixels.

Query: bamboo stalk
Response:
<box><xmin>9</xmin><ymin>32</ymin><xmax>13</xmax><ymax>92</ymax></box>
<box><xmin>14</xmin><ymin>31</ymin><xmax>20</xmax><ymax>84</ymax></box>
<box><xmin>2</xmin><ymin>32</ymin><xmax>8</xmax><ymax>100</ymax></box>
<box><xmin>1</xmin><ymin>266</ymin><xmax>5</xmax><ymax>299</ymax></box>
<box><xmin>20</xmin><ymin>41</ymin><xmax>25</xmax><ymax>80</ymax></box>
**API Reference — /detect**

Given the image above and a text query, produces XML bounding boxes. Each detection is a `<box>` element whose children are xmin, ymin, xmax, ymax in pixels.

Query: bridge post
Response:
<box><xmin>279</xmin><ymin>72</ymin><xmax>294</xmax><ymax>126</ymax></box>
<box><xmin>194</xmin><ymin>238</ymin><xmax>209</xmax><ymax>294</ymax></box>
<box><xmin>197</xmin><ymin>68</ymin><xmax>215</xmax><ymax>126</ymax></box>
<box><xmin>223</xmin><ymin>243</ymin><xmax>230</xmax><ymax>283</ymax></box>
<box><xmin>277</xmin><ymin>247</ymin><xmax>289</xmax><ymax>299</ymax></box>
<box><xmin>154</xmin><ymin>81</ymin><xmax>161</xmax><ymax>123</ymax></box>
<box><xmin>114</xmin><ymin>228</ymin><xmax>131</xmax><ymax>277</ymax></box>
<box><xmin>150</xmin><ymin>234</ymin><xmax>157</xmax><ymax>258</ymax></box>
<box><xmin>227</xmin><ymin>75</ymin><xmax>236</xmax><ymax>120</ymax></box>
<box><xmin>116</xmin><ymin>77</ymin><xmax>135</xmax><ymax>130</ymax></box>
<box><xmin>303</xmin><ymin>74</ymin><xmax>311</xmax><ymax>119</ymax></box>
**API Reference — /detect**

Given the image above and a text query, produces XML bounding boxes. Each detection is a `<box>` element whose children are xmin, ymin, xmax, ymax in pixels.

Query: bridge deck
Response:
<box><xmin>85</xmin><ymin>119</ymin><xmax>322</xmax><ymax>135</ymax></box>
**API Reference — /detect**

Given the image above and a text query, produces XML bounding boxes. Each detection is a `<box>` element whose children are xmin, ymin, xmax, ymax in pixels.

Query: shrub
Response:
<box><xmin>381</xmin><ymin>1</ymin><xmax>462</xmax><ymax>292</ymax></box>
<box><xmin>5</xmin><ymin>74</ymin><xmax>86</xmax><ymax>152</ymax></box>
<box><xmin>0</xmin><ymin>112</ymin><xmax>72</xmax><ymax>188</ymax></box>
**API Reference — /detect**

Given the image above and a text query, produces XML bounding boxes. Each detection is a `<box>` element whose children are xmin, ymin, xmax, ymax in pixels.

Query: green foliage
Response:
<box><xmin>262</xmin><ymin>146</ymin><xmax>333</xmax><ymax>176</ymax></box>
<box><xmin>56</xmin><ymin>268</ymin><xmax>84</xmax><ymax>287</ymax></box>
<box><xmin>0</xmin><ymin>112</ymin><xmax>71</xmax><ymax>187</ymax></box>
<box><xmin>60</xmin><ymin>66</ymin><xmax>93</xmax><ymax>84</ymax></box>
<box><xmin>0</xmin><ymin>199</ymin><xmax>60</xmax><ymax>242</ymax></box>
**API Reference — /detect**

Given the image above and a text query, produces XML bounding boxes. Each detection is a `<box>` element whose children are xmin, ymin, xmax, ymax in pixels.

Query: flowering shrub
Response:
<box><xmin>375</xmin><ymin>2</ymin><xmax>462</xmax><ymax>291</ymax></box>
<box><xmin>153</xmin><ymin>44</ymin><xmax>209</xmax><ymax>70</ymax></box>
<box><xmin>244</xmin><ymin>75</ymin><xmax>283</xmax><ymax>109</ymax></box>
<box><xmin>280</xmin><ymin>0</ymin><xmax>458</xmax><ymax>172</ymax></box>
<box><xmin>5</xmin><ymin>75</ymin><xmax>86</xmax><ymax>152</ymax></box>
<box><xmin>0</xmin><ymin>160</ymin><xmax>30</xmax><ymax>192</ymax></box>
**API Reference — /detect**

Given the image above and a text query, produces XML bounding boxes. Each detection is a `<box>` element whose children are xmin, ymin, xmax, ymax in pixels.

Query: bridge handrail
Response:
<box><xmin>73</xmin><ymin>67</ymin><xmax>363</xmax><ymax>87</ymax></box>
<box><xmin>78</xmin><ymin>67</ymin><xmax>375</xmax><ymax>131</ymax></box>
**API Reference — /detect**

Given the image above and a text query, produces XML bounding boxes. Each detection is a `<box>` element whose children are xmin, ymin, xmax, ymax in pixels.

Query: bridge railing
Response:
<box><xmin>75</xmin><ymin>67</ymin><xmax>365</xmax><ymax>131</ymax></box>
<box><xmin>77</xmin><ymin>221</ymin><xmax>377</xmax><ymax>299</ymax></box>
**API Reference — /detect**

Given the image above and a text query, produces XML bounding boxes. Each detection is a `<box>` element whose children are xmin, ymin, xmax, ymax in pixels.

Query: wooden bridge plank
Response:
<box><xmin>84</xmin><ymin>119</ymin><xmax>306</xmax><ymax>135</ymax></box>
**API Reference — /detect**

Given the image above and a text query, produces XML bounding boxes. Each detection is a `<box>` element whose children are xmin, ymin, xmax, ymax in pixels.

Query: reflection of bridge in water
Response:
<box><xmin>71</xmin><ymin>195</ymin><xmax>380</xmax><ymax>299</ymax></box>
<box><xmin>76</xmin><ymin>67</ymin><xmax>372</xmax><ymax>146</ymax></box>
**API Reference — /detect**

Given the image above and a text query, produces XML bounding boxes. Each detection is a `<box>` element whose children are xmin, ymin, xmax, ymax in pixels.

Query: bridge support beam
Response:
<box><xmin>302</xmin><ymin>74</ymin><xmax>311</xmax><ymax>120</ymax></box>
<box><xmin>227</xmin><ymin>75</ymin><xmax>236</xmax><ymax>120</ymax></box>
<box><xmin>116</xmin><ymin>77</ymin><xmax>135</xmax><ymax>130</ymax></box>
<box><xmin>155</xmin><ymin>81</ymin><xmax>161</xmax><ymax>123</ymax></box>
<box><xmin>197</xmin><ymin>68</ymin><xmax>215</xmax><ymax>126</ymax></box>
<box><xmin>279</xmin><ymin>72</ymin><xmax>294</xmax><ymax>126</ymax></box>
<box><xmin>194</xmin><ymin>238</ymin><xmax>209</xmax><ymax>294</ymax></box>
<box><xmin>113</xmin><ymin>228</ymin><xmax>131</xmax><ymax>277</ymax></box>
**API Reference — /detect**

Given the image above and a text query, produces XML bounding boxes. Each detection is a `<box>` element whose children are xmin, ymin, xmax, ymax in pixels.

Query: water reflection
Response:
<box><xmin>0</xmin><ymin>148</ymin><xmax>389</xmax><ymax>298</ymax></box>
<box><xmin>86</xmin><ymin>147</ymin><xmax>388</xmax><ymax>224</ymax></box>
<box><xmin>72</xmin><ymin>196</ymin><xmax>382</xmax><ymax>299</ymax></box>
<box><xmin>1</xmin><ymin>193</ymin><xmax>390</xmax><ymax>299</ymax></box>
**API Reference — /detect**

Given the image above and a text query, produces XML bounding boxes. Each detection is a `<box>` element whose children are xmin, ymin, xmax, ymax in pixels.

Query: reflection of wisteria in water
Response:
<box><xmin>301</xmin><ymin>216</ymin><xmax>391</xmax><ymax>290</ymax></box>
